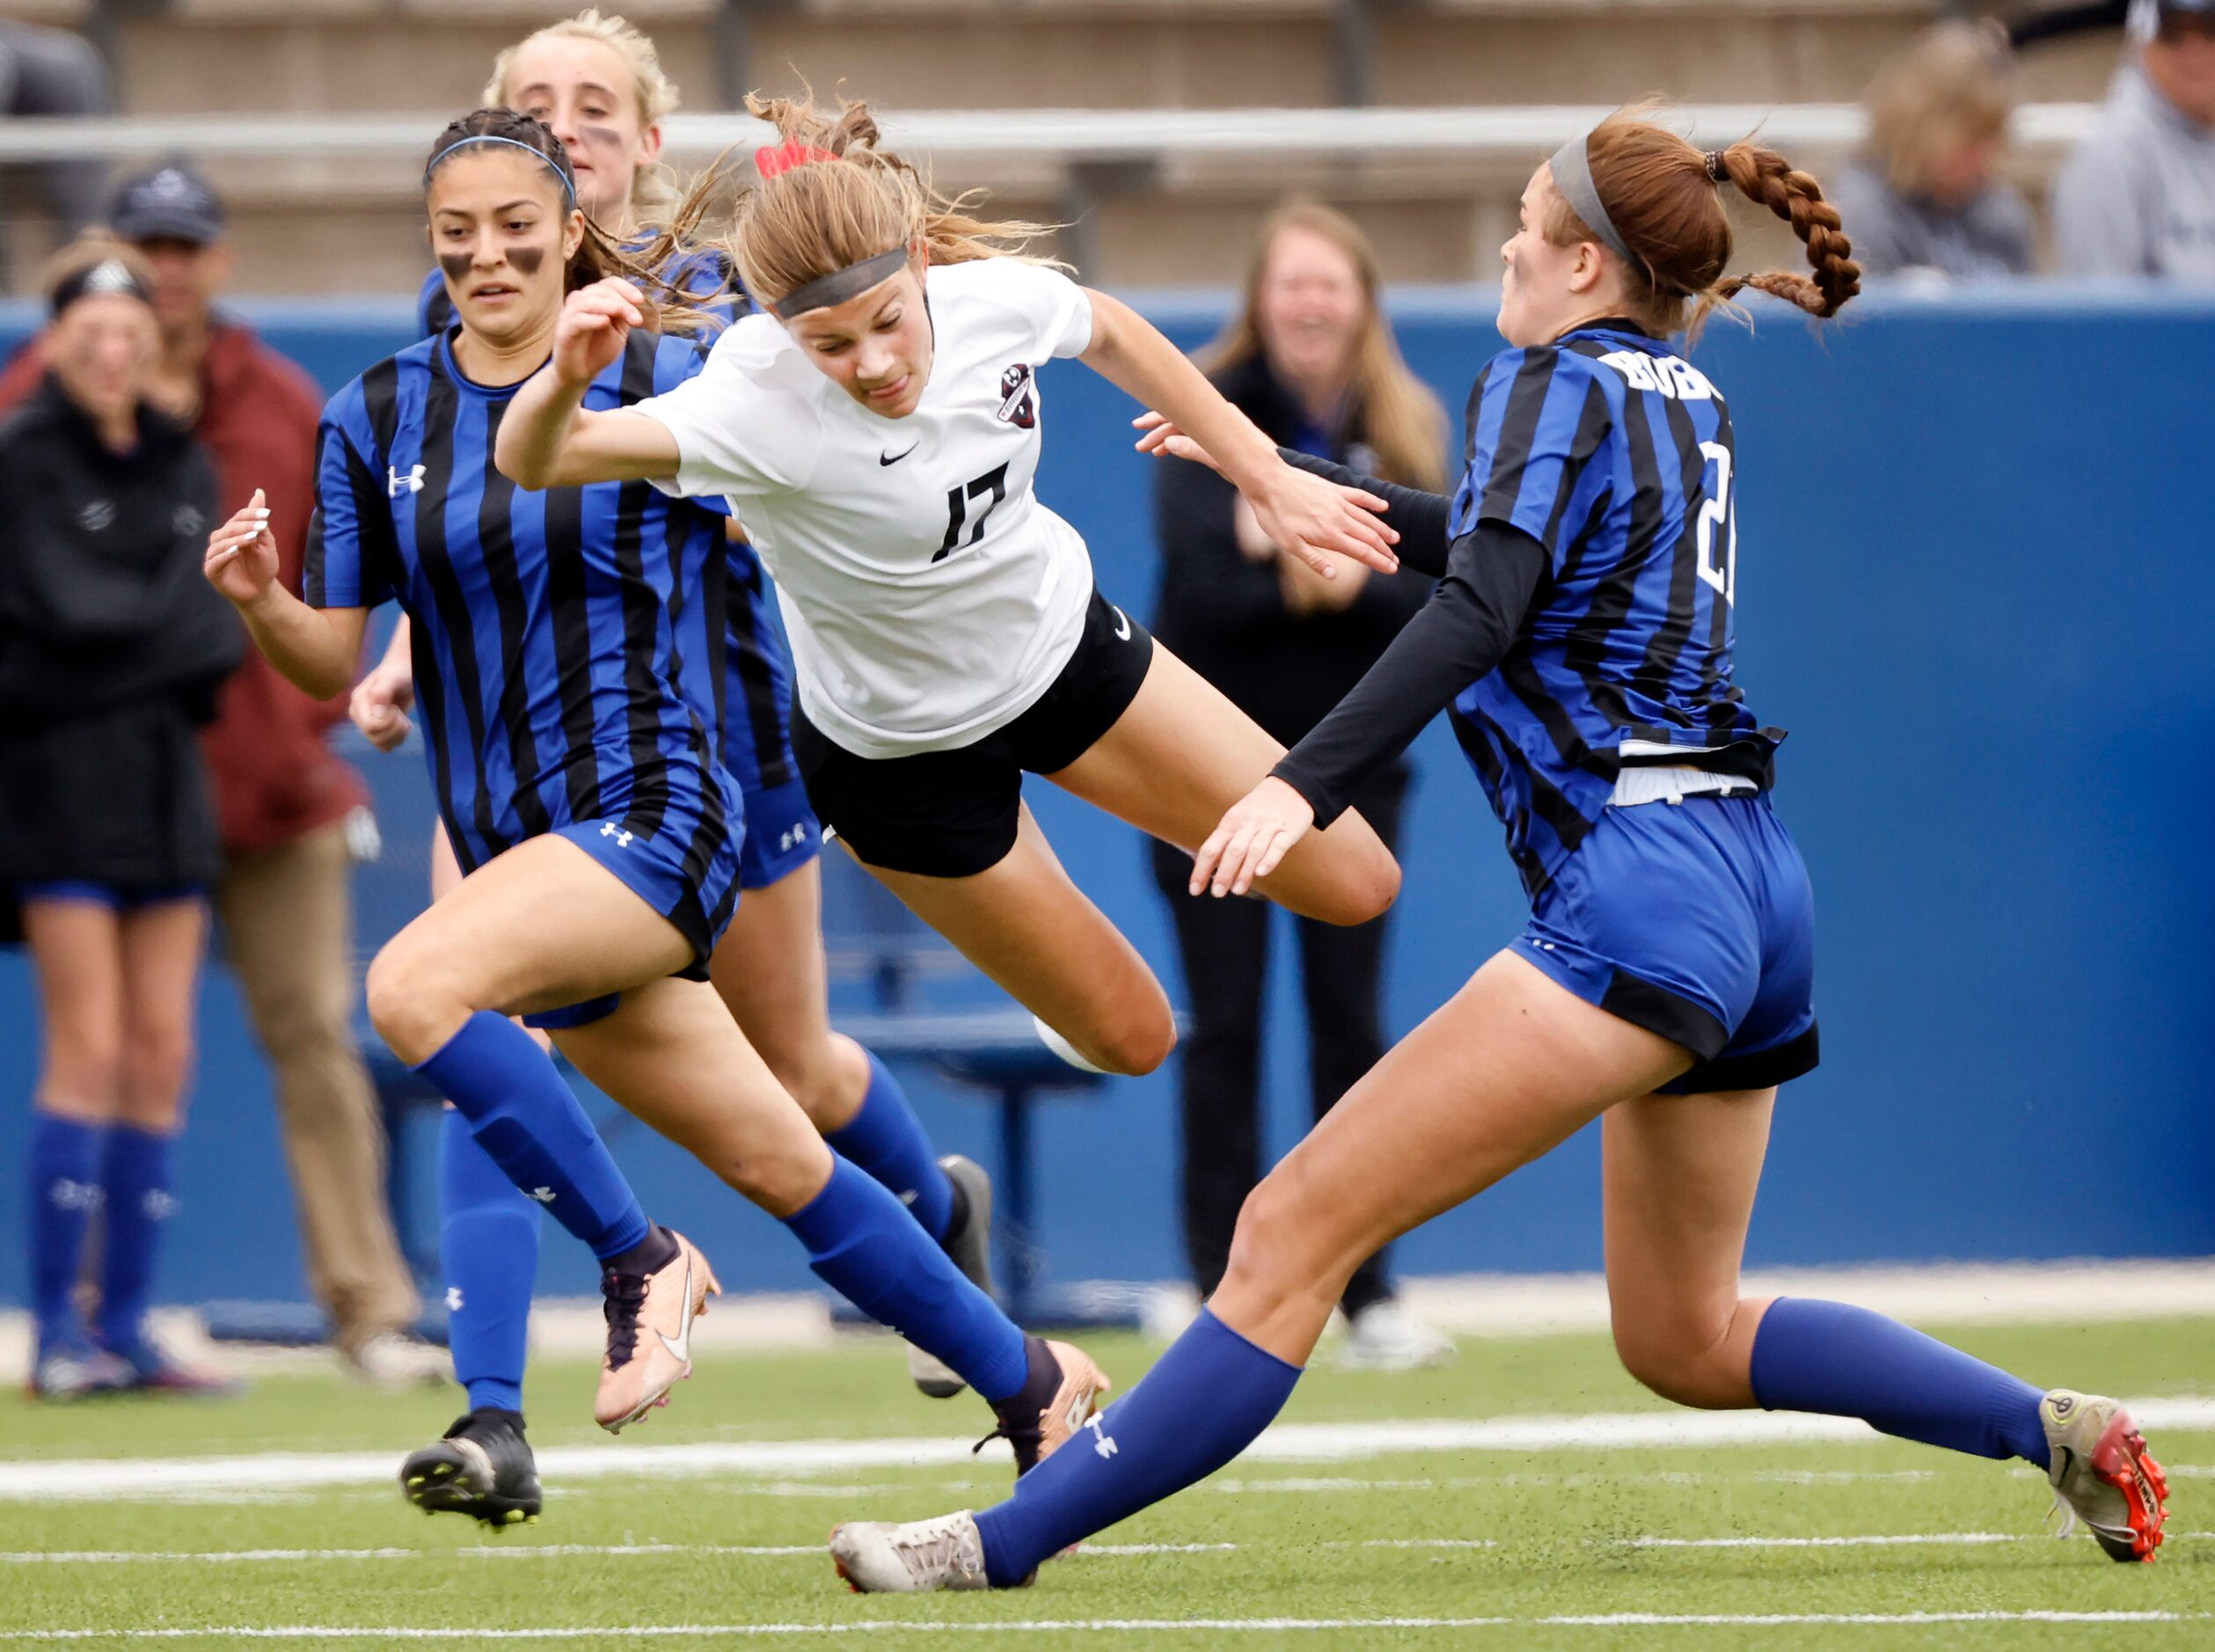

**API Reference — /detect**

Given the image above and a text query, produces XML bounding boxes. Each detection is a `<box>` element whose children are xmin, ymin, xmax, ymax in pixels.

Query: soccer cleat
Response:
<box><xmin>400</xmin><ymin>1409</ymin><xmax>542</xmax><ymax>1528</ymax></box>
<box><xmin>2041</xmin><ymin>1389</ymin><xmax>2168</xmax><ymax>1562</ymax></box>
<box><xmin>1339</xmin><ymin>1301</ymin><xmax>1458</xmax><ymax>1371</ymax></box>
<box><xmin>27</xmin><ymin>1341</ymin><xmax>134</xmax><ymax>1401</ymax></box>
<box><xmin>594</xmin><ymin>1226</ymin><xmax>720</xmax><ymax>1433</ymax></box>
<box><xmin>344</xmin><ymin>1331</ymin><xmax>450</xmax><ymax>1390</ymax></box>
<box><xmin>974</xmin><ymin>1337</ymin><xmax>1111</xmax><ymax>1477</ymax></box>
<box><xmin>106</xmin><ymin>1341</ymin><xmax>242</xmax><ymax>1398</ymax></box>
<box><xmin>906</xmin><ymin>1154</ymin><xmax>998</xmax><ymax>1400</ymax></box>
<box><xmin>830</xmin><ymin>1509</ymin><xmax>1002</xmax><ymax>1593</ymax></box>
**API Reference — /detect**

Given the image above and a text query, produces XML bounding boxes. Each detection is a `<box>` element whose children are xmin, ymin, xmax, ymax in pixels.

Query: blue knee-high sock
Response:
<box><xmin>414</xmin><ymin>1012</ymin><xmax>648</xmax><ymax>1262</ymax></box>
<box><xmin>438</xmin><ymin>1108</ymin><xmax>542</xmax><ymax>1414</ymax></box>
<box><xmin>974</xmin><ymin>1309</ymin><xmax>1300</xmax><ymax>1587</ymax></box>
<box><xmin>822</xmin><ymin>1051</ymin><xmax>954</xmax><ymax>1242</ymax></box>
<box><xmin>96</xmin><ymin>1124</ymin><xmax>176</xmax><ymax>1361</ymax></box>
<box><xmin>1750</xmin><ymin>1297</ymin><xmax>2049</xmax><ymax>1468</ymax></box>
<box><xmin>26</xmin><ymin>1111</ymin><xmax>102</xmax><ymax>1355</ymax></box>
<box><xmin>784</xmin><ymin>1155</ymin><xmax>1026</xmax><ymax>1400</ymax></box>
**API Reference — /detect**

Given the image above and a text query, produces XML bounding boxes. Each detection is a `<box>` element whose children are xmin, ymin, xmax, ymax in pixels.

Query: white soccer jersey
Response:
<box><xmin>633</xmin><ymin>257</ymin><xmax>1098</xmax><ymax>759</ymax></box>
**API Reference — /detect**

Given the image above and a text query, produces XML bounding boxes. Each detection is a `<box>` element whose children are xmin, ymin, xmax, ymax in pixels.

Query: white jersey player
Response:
<box><xmin>499</xmin><ymin>91</ymin><xmax>1406</xmax><ymax>1078</ymax></box>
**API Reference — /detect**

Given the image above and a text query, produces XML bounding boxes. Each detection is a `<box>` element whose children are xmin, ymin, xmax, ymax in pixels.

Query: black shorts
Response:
<box><xmin>794</xmin><ymin>588</ymin><xmax>1154</xmax><ymax>879</ymax></box>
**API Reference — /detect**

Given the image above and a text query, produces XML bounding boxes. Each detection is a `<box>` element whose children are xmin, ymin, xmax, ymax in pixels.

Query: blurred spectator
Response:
<box><xmin>1147</xmin><ymin>202</ymin><xmax>1451</xmax><ymax>1371</ymax></box>
<box><xmin>1834</xmin><ymin>22</ymin><xmax>2034</xmax><ymax>279</ymax></box>
<box><xmin>0</xmin><ymin>164</ymin><xmax>441</xmax><ymax>1386</ymax></box>
<box><xmin>2052</xmin><ymin>0</ymin><xmax>2215</xmax><ymax>275</ymax></box>
<box><xmin>0</xmin><ymin>24</ymin><xmax>112</xmax><ymax>272</ymax></box>
<box><xmin>0</xmin><ymin>238</ymin><xmax>238</xmax><ymax>1398</ymax></box>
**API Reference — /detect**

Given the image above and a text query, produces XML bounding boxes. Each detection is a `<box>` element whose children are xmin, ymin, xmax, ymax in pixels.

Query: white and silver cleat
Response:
<box><xmin>830</xmin><ymin>1509</ymin><xmax>1000</xmax><ymax>1593</ymax></box>
<box><xmin>2041</xmin><ymin>1388</ymin><xmax>2168</xmax><ymax>1562</ymax></box>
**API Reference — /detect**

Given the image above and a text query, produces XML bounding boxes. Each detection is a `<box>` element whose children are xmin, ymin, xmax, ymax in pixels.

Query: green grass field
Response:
<box><xmin>1</xmin><ymin>1316</ymin><xmax>2209</xmax><ymax>1648</ymax></box>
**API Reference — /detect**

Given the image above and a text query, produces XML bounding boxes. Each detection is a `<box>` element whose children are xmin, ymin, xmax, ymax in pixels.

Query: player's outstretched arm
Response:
<box><xmin>1078</xmin><ymin>288</ymin><xmax>1399</xmax><ymax>580</ymax></box>
<box><xmin>203</xmin><ymin>488</ymin><xmax>369</xmax><ymax>702</ymax></box>
<box><xmin>498</xmin><ymin>280</ymin><xmax>683</xmax><ymax>489</ymax></box>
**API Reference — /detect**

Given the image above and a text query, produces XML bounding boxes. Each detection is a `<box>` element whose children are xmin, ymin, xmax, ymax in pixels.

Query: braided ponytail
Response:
<box><xmin>1713</xmin><ymin>144</ymin><xmax>1860</xmax><ymax>322</ymax></box>
<box><xmin>1545</xmin><ymin>106</ymin><xmax>1860</xmax><ymax>340</ymax></box>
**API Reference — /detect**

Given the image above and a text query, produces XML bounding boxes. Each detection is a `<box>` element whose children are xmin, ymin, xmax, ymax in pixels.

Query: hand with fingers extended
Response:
<box><xmin>553</xmin><ymin>278</ymin><xmax>648</xmax><ymax>389</ymax></box>
<box><xmin>1190</xmin><ymin>775</ymin><xmax>1316</xmax><ymax>900</ymax></box>
<box><xmin>1132</xmin><ymin>411</ymin><xmax>1222</xmax><ymax>473</ymax></box>
<box><xmin>202</xmin><ymin>487</ymin><xmax>281</xmax><ymax>606</ymax></box>
<box><xmin>350</xmin><ymin>654</ymin><xmax>415</xmax><ymax>753</ymax></box>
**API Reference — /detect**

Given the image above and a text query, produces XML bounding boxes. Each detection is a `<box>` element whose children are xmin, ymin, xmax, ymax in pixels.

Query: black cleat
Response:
<box><xmin>399</xmin><ymin>1408</ymin><xmax>542</xmax><ymax>1528</ymax></box>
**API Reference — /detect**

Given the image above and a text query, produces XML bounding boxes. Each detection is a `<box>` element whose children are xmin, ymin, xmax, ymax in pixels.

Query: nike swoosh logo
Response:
<box><xmin>655</xmin><ymin>1253</ymin><xmax>695</xmax><ymax>1364</ymax></box>
<box><xmin>1111</xmin><ymin>605</ymin><xmax>1131</xmax><ymax>641</ymax></box>
<box><xmin>880</xmin><ymin>443</ymin><xmax>918</xmax><ymax>466</ymax></box>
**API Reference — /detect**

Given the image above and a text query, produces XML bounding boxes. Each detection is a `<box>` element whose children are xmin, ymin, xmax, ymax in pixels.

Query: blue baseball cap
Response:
<box><xmin>106</xmin><ymin>160</ymin><xmax>226</xmax><ymax>245</ymax></box>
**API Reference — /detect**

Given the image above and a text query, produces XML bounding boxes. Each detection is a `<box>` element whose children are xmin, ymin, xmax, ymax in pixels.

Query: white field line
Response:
<box><xmin>8</xmin><ymin>1532</ymin><xmax>2208</xmax><ymax>1566</ymax></box>
<box><xmin>1</xmin><ymin>1611</ymin><xmax>2208</xmax><ymax>1639</ymax></box>
<box><xmin>5</xmin><ymin>1397</ymin><xmax>2209</xmax><ymax>1502</ymax></box>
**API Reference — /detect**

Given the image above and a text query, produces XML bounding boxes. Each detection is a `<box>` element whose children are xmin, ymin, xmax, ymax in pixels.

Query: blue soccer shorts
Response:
<box><xmin>1513</xmin><ymin>792</ymin><xmax>1820</xmax><ymax>1095</ymax></box>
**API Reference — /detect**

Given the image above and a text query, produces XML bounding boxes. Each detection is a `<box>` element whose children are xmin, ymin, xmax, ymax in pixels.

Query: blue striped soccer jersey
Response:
<box><xmin>303</xmin><ymin>326</ymin><xmax>744</xmax><ymax>969</ymax></box>
<box><xmin>1448</xmin><ymin>323</ymin><xmax>1783</xmax><ymax>899</ymax></box>
<box><xmin>420</xmin><ymin>248</ymin><xmax>806</xmax><ymax>884</ymax></box>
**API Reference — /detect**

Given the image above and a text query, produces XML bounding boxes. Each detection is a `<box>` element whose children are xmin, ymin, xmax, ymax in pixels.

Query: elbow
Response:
<box><xmin>296</xmin><ymin>662</ymin><xmax>354</xmax><ymax>704</ymax></box>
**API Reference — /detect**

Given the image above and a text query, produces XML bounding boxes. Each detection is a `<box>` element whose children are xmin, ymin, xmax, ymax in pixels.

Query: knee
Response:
<box><xmin>1305</xmin><ymin>840</ymin><xmax>1401</xmax><ymax>928</ymax></box>
<box><xmin>1091</xmin><ymin>1000</ymin><xmax>1177</xmax><ymax>1078</ymax></box>
<box><xmin>364</xmin><ymin>940</ymin><xmax>470</xmax><ymax>1066</ymax></box>
<box><xmin>1217</xmin><ymin>1172</ymin><xmax>1331</xmax><ymax>1318</ymax></box>
<box><xmin>121</xmin><ymin>1021</ymin><xmax>194</xmax><ymax>1115</ymax></box>
<box><xmin>39</xmin><ymin>1017</ymin><xmax>123</xmax><ymax>1114</ymax></box>
<box><xmin>1610</xmin><ymin>1314</ymin><xmax>1745</xmax><ymax>1411</ymax></box>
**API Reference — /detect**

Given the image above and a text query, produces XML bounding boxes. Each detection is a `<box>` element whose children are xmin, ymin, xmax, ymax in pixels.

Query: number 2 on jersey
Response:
<box><xmin>936</xmin><ymin>463</ymin><xmax>1010</xmax><ymax>563</ymax></box>
<box><xmin>1695</xmin><ymin>439</ymin><xmax>1736</xmax><ymax>606</ymax></box>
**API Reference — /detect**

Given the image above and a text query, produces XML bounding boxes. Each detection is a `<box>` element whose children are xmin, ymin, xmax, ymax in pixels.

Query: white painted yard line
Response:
<box><xmin>11</xmin><ymin>1531</ymin><xmax>2205</xmax><ymax>1566</ymax></box>
<box><xmin>1</xmin><ymin>1611</ymin><xmax>2207</xmax><ymax>1639</ymax></box>
<box><xmin>5</xmin><ymin>1395</ymin><xmax>2207</xmax><ymax>1501</ymax></box>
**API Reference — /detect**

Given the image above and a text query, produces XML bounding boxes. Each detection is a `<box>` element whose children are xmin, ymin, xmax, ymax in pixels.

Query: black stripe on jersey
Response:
<box><xmin>1496</xmin><ymin>647</ymin><xmax>1611</xmax><ymax>778</ymax></box>
<box><xmin>694</xmin><ymin>521</ymin><xmax>730</xmax><ymax>749</ymax></box>
<box><xmin>1561</xmin><ymin>385</ymin><xmax>1670</xmax><ymax>733</ymax></box>
<box><xmin>611</xmin><ymin>332</ymin><xmax>670</xmax><ymax>838</ymax></box>
<box><xmin>1621</xmin><ymin>394</ymin><xmax>1711</xmax><ymax>724</ymax></box>
<box><xmin>474</xmin><ymin>401</ymin><xmax>552</xmax><ymax>839</ymax></box>
<box><xmin>1479</xmin><ymin>351</ymin><xmax>1567</xmax><ymax>525</ymax></box>
<box><xmin>1466</xmin><ymin>698</ymin><xmax>1597</xmax><ymax>873</ymax></box>
<box><xmin>725</xmin><ymin>554</ymin><xmax>795</xmax><ymax>789</ymax></box>
<box><xmin>541</xmin><ymin>479</ymin><xmax>603</xmax><ymax>822</ymax></box>
<box><xmin>1447</xmin><ymin>707</ymin><xmax>1548</xmax><ymax>895</ymax></box>
<box><xmin>413</xmin><ymin>364</ymin><xmax>510</xmax><ymax>861</ymax></box>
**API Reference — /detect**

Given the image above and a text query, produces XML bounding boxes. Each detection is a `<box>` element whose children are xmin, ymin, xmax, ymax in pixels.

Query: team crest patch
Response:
<box><xmin>997</xmin><ymin>363</ymin><xmax>1036</xmax><ymax>428</ymax></box>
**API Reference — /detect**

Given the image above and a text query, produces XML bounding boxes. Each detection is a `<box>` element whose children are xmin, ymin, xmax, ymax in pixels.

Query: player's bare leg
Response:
<box><xmin>852</xmin><ymin>807</ymin><xmax>1177</xmax><ymax>1077</ymax></box>
<box><xmin>1050</xmin><ymin>642</ymin><xmax>1400</xmax><ymax>929</ymax></box>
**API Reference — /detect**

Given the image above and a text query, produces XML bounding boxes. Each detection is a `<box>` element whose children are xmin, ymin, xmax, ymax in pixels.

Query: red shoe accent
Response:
<box><xmin>2094</xmin><ymin>1413</ymin><xmax>2170</xmax><ymax>1562</ymax></box>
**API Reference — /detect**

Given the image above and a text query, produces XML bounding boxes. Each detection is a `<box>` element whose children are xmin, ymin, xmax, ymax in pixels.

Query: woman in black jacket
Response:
<box><xmin>0</xmin><ymin>238</ymin><xmax>241</xmax><ymax>1399</ymax></box>
<box><xmin>1148</xmin><ymin>202</ymin><xmax>1451</xmax><ymax>1369</ymax></box>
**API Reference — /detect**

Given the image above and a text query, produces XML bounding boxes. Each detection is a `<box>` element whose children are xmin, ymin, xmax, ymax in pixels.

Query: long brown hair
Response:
<box><xmin>698</xmin><ymin>89</ymin><xmax>1064</xmax><ymax>313</ymax></box>
<box><xmin>422</xmin><ymin>108</ymin><xmax>723</xmax><ymax>333</ymax></box>
<box><xmin>1546</xmin><ymin>106</ymin><xmax>1860</xmax><ymax>340</ymax></box>
<box><xmin>1201</xmin><ymin>202</ymin><xmax>1445</xmax><ymax>490</ymax></box>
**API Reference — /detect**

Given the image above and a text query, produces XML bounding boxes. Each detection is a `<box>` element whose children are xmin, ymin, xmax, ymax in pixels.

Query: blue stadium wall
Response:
<box><xmin>3</xmin><ymin>285</ymin><xmax>2211</xmax><ymax>1308</ymax></box>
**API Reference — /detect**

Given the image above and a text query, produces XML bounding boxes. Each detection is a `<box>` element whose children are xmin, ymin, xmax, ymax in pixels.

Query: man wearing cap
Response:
<box><xmin>2052</xmin><ymin>0</ymin><xmax>2215</xmax><ymax>275</ymax></box>
<box><xmin>0</xmin><ymin>163</ymin><xmax>440</xmax><ymax>1385</ymax></box>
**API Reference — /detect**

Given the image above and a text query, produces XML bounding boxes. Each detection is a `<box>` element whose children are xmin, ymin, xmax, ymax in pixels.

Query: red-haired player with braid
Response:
<box><xmin>825</xmin><ymin>107</ymin><xmax>2171</xmax><ymax>1593</ymax></box>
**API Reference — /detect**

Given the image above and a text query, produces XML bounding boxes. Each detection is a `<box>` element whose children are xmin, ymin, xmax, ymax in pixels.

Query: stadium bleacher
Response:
<box><xmin>0</xmin><ymin>0</ymin><xmax>2132</xmax><ymax>291</ymax></box>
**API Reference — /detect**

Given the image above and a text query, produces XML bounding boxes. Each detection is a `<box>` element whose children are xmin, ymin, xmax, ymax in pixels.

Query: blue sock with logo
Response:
<box><xmin>1750</xmin><ymin>1297</ymin><xmax>2049</xmax><ymax>1467</ymax></box>
<box><xmin>782</xmin><ymin>1155</ymin><xmax>1027</xmax><ymax>1401</ymax></box>
<box><xmin>95</xmin><ymin>1123</ymin><xmax>176</xmax><ymax>1362</ymax></box>
<box><xmin>822</xmin><ymin>1050</ymin><xmax>954</xmax><ymax>1243</ymax></box>
<box><xmin>413</xmin><ymin>1012</ymin><xmax>648</xmax><ymax>1262</ymax></box>
<box><xmin>26</xmin><ymin>1110</ymin><xmax>102</xmax><ymax>1355</ymax></box>
<box><xmin>974</xmin><ymin>1309</ymin><xmax>1301</xmax><ymax>1586</ymax></box>
<box><xmin>438</xmin><ymin>1107</ymin><xmax>541</xmax><ymax>1414</ymax></box>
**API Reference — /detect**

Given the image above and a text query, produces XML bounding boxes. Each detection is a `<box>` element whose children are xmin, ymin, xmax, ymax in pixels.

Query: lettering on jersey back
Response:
<box><xmin>1597</xmin><ymin>348</ymin><xmax>1717</xmax><ymax>403</ymax></box>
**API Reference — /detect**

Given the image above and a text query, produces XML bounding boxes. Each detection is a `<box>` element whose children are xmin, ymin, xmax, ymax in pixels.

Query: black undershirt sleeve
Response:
<box><xmin>1270</xmin><ymin>518</ymin><xmax>1550</xmax><ymax>830</ymax></box>
<box><xmin>1275</xmin><ymin>447</ymin><xmax>1454</xmax><ymax>577</ymax></box>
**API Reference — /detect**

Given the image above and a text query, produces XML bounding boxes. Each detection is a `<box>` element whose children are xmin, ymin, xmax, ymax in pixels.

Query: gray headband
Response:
<box><xmin>1548</xmin><ymin>131</ymin><xmax>1638</xmax><ymax>269</ymax></box>
<box><xmin>771</xmin><ymin>246</ymin><xmax>910</xmax><ymax>319</ymax></box>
